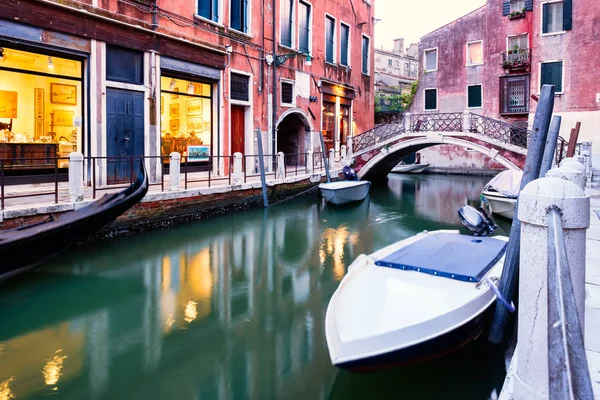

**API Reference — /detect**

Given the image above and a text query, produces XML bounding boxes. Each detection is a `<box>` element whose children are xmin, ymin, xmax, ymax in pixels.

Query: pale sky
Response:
<box><xmin>374</xmin><ymin>0</ymin><xmax>486</xmax><ymax>51</ymax></box>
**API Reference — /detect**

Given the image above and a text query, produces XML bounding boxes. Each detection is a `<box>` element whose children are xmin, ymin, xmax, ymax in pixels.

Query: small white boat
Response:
<box><xmin>325</xmin><ymin>230</ymin><xmax>508</xmax><ymax>371</ymax></box>
<box><xmin>390</xmin><ymin>163</ymin><xmax>430</xmax><ymax>174</ymax></box>
<box><xmin>319</xmin><ymin>180</ymin><xmax>371</xmax><ymax>206</ymax></box>
<box><xmin>481</xmin><ymin>170</ymin><xmax>522</xmax><ymax>219</ymax></box>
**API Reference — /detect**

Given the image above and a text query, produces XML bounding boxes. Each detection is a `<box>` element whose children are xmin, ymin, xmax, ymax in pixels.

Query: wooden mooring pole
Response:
<box><xmin>488</xmin><ymin>84</ymin><xmax>556</xmax><ymax>345</ymax></box>
<box><xmin>540</xmin><ymin>115</ymin><xmax>562</xmax><ymax>177</ymax></box>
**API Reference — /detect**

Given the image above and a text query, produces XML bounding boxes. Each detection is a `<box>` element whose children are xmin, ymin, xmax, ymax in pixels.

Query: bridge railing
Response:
<box><xmin>469</xmin><ymin>113</ymin><xmax>531</xmax><ymax>149</ymax></box>
<box><xmin>410</xmin><ymin>112</ymin><xmax>463</xmax><ymax>132</ymax></box>
<box><xmin>352</xmin><ymin>114</ymin><xmax>405</xmax><ymax>153</ymax></box>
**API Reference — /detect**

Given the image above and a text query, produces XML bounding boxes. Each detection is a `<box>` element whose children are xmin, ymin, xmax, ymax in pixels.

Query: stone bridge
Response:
<box><xmin>348</xmin><ymin>111</ymin><xmax>530</xmax><ymax>181</ymax></box>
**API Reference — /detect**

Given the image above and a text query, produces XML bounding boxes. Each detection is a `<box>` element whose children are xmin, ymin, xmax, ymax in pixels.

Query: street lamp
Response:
<box><xmin>274</xmin><ymin>51</ymin><xmax>312</xmax><ymax>66</ymax></box>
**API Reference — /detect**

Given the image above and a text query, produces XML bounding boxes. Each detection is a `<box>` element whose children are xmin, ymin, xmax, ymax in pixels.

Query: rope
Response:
<box><xmin>486</xmin><ymin>277</ymin><xmax>516</xmax><ymax>313</ymax></box>
<box><xmin>268</xmin><ymin>185</ymin><xmax>320</xmax><ymax>207</ymax></box>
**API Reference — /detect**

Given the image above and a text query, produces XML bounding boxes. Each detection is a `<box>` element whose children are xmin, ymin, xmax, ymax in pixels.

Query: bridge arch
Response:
<box><xmin>358</xmin><ymin>136</ymin><xmax>520</xmax><ymax>181</ymax></box>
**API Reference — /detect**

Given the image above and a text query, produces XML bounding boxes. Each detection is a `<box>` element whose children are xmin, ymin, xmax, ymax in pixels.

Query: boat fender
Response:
<box><xmin>485</xmin><ymin>277</ymin><xmax>515</xmax><ymax>313</ymax></box>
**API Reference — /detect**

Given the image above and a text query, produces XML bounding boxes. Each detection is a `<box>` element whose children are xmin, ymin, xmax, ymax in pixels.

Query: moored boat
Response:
<box><xmin>481</xmin><ymin>170</ymin><xmax>522</xmax><ymax>219</ymax></box>
<box><xmin>319</xmin><ymin>180</ymin><xmax>371</xmax><ymax>206</ymax></box>
<box><xmin>325</xmin><ymin>229</ymin><xmax>508</xmax><ymax>371</ymax></box>
<box><xmin>0</xmin><ymin>161</ymin><xmax>149</xmax><ymax>280</ymax></box>
<box><xmin>390</xmin><ymin>163</ymin><xmax>430</xmax><ymax>174</ymax></box>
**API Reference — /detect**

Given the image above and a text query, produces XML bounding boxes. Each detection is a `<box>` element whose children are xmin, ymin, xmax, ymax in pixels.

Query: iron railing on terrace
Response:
<box><xmin>469</xmin><ymin>113</ymin><xmax>531</xmax><ymax>149</ymax></box>
<box><xmin>501</xmin><ymin>48</ymin><xmax>532</xmax><ymax>71</ymax></box>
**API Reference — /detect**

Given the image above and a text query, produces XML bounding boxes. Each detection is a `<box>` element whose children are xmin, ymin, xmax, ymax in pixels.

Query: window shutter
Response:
<box><xmin>542</xmin><ymin>3</ymin><xmax>550</xmax><ymax>34</ymax></box>
<box><xmin>553</xmin><ymin>62</ymin><xmax>563</xmax><ymax>92</ymax></box>
<box><xmin>563</xmin><ymin>0</ymin><xmax>572</xmax><ymax>31</ymax></box>
<box><xmin>243</xmin><ymin>0</ymin><xmax>248</xmax><ymax>32</ymax></box>
<box><xmin>211</xmin><ymin>0</ymin><xmax>218</xmax><ymax>21</ymax></box>
<box><xmin>502</xmin><ymin>1</ymin><xmax>510</xmax><ymax>16</ymax></box>
<box><xmin>524</xmin><ymin>0</ymin><xmax>533</xmax><ymax>11</ymax></box>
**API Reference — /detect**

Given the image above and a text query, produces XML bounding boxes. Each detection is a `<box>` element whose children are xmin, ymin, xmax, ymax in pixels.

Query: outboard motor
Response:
<box><xmin>458</xmin><ymin>205</ymin><xmax>497</xmax><ymax>236</ymax></box>
<box><xmin>342</xmin><ymin>165</ymin><xmax>358</xmax><ymax>181</ymax></box>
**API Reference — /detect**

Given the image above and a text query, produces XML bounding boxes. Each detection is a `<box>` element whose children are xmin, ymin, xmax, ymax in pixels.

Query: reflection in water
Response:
<box><xmin>0</xmin><ymin>174</ymin><xmax>502</xmax><ymax>400</ymax></box>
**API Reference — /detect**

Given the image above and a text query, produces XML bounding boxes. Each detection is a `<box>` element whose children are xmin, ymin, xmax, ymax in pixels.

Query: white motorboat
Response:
<box><xmin>390</xmin><ymin>163</ymin><xmax>430</xmax><ymax>174</ymax></box>
<box><xmin>319</xmin><ymin>180</ymin><xmax>371</xmax><ymax>206</ymax></box>
<box><xmin>481</xmin><ymin>170</ymin><xmax>522</xmax><ymax>219</ymax></box>
<box><xmin>325</xmin><ymin>229</ymin><xmax>508</xmax><ymax>371</ymax></box>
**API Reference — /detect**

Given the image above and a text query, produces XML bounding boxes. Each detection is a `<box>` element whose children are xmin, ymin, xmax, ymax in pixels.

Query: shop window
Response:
<box><xmin>106</xmin><ymin>45</ymin><xmax>143</xmax><ymax>85</ymax></box>
<box><xmin>467</xmin><ymin>85</ymin><xmax>483</xmax><ymax>108</ymax></box>
<box><xmin>0</xmin><ymin>46</ymin><xmax>83</xmax><ymax>170</ymax></box>
<box><xmin>281</xmin><ymin>81</ymin><xmax>294</xmax><ymax>106</ymax></box>
<box><xmin>160</xmin><ymin>76</ymin><xmax>213</xmax><ymax>161</ymax></box>
<box><xmin>339</xmin><ymin>105</ymin><xmax>350</xmax><ymax>147</ymax></box>
<box><xmin>424</xmin><ymin>88</ymin><xmax>437</xmax><ymax>110</ymax></box>
<box><xmin>424</xmin><ymin>48</ymin><xmax>438</xmax><ymax>71</ymax></box>
<box><xmin>322</xmin><ymin>102</ymin><xmax>335</xmax><ymax>151</ymax></box>
<box><xmin>230</xmin><ymin>73</ymin><xmax>250</xmax><ymax>102</ymax></box>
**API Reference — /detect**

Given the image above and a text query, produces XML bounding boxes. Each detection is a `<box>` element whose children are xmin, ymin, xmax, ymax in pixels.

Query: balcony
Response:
<box><xmin>502</xmin><ymin>48</ymin><xmax>532</xmax><ymax>72</ymax></box>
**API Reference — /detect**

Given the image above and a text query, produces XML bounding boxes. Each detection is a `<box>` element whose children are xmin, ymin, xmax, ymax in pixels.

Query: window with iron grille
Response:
<box><xmin>231</xmin><ymin>73</ymin><xmax>250</xmax><ymax>101</ymax></box>
<box><xmin>281</xmin><ymin>81</ymin><xmax>294</xmax><ymax>105</ymax></box>
<box><xmin>500</xmin><ymin>75</ymin><xmax>530</xmax><ymax>114</ymax></box>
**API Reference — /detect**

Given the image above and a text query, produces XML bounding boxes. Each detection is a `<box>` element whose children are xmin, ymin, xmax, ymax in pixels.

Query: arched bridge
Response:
<box><xmin>349</xmin><ymin>111</ymin><xmax>530</xmax><ymax>181</ymax></box>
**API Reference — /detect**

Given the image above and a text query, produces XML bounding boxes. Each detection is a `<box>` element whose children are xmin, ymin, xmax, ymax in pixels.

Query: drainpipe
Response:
<box><xmin>271</xmin><ymin>0</ymin><xmax>277</xmax><ymax>156</ymax></box>
<box><xmin>151</xmin><ymin>0</ymin><xmax>158</xmax><ymax>30</ymax></box>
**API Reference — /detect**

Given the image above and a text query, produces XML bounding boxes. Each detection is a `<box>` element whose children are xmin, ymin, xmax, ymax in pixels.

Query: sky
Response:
<box><xmin>374</xmin><ymin>0</ymin><xmax>486</xmax><ymax>51</ymax></box>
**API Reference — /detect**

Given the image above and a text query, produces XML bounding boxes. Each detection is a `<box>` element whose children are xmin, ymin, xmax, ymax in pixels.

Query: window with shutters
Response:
<box><xmin>424</xmin><ymin>88</ymin><xmax>437</xmax><ymax>111</ymax></box>
<box><xmin>197</xmin><ymin>0</ymin><xmax>220</xmax><ymax>23</ymax></box>
<box><xmin>281</xmin><ymin>81</ymin><xmax>295</xmax><ymax>106</ymax></box>
<box><xmin>466</xmin><ymin>41</ymin><xmax>483</xmax><ymax>66</ymax></box>
<box><xmin>467</xmin><ymin>85</ymin><xmax>483</xmax><ymax>108</ymax></box>
<box><xmin>540</xmin><ymin>61</ymin><xmax>564</xmax><ymax>93</ymax></box>
<box><xmin>542</xmin><ymin>1</ymin><xmax>565</xmax><ymax>34</ymax></box>
<box><xmin>280</xmin><ymin>0</ymin><xmax>293</xmax><ymax>48</ymax></box>
<box><xmin>230</xmin><ymin>0</ymin><xmax>249</xmax><ymax>33</ymax></box>
<box><xmin>424</xmin><ymin>48</ymin><xmax>438</xmax><ymax>71</ymax></box>
<box><xmin>325</xmin><ymin>15</ymin><xmax>335</xmax><ymax>63</ymax></box>
<box><xmin>361</xmin><ymin>35</ymin><xmax>370</xmax><ymax>74</ymax></box>
<box><xmin>508</xmin><ymin>34</ymin><xmax>528</xmax><ymax>50</ymax></box>
<box><xmin>510</xmin><ymin>0</ymin><xmax>524</xmax><ymax>12</ymax></box>
<box><xmin>340</xmin><ymin>23</ymin><xmax>350</xmax><ymax>66</ymax></box>
<box><xmin>298</xmin><ymin>1</ymin><xmax>311</xmax><ymax>54</ymax></box>
<box><xmin>500</xmin><ymin>75</ymin><xmax>530</xmax><ymax>114</ymax></box>
<box><xmin>230</xmin><ymin>72</ymin><xmax>250</xmax><ymax>102</ymax></box>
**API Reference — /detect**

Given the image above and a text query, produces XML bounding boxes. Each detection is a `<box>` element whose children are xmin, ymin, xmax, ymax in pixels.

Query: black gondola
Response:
<box><xmin>0</xmin><ymin>161</ymin><xmax>149</xmax><ymax>280</ymax></box>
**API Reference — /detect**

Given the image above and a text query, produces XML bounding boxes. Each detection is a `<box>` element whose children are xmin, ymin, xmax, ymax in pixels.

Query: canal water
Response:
<box><xmin>0</xmin><ymin>174</ymin><xmax>510</xmax><ymax>400</ymax></box>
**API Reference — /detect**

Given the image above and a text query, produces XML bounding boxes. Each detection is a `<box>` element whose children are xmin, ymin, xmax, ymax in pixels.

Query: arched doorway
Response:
<box><xmin>276</xmin><ymin>111</ymin><xmax>311</xmax><ymax>167</ymax></box>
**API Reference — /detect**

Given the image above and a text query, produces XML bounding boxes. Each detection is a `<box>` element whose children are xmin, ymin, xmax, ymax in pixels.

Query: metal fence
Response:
<box><xmin>469</xmin><ymin>113</ymin><xmax>531</xmax><ymax>149</ymax></box>
<box><xmin>411</xmin><ymin>112</ymin><xmax>463</xmax><ymax>132</ymax></box>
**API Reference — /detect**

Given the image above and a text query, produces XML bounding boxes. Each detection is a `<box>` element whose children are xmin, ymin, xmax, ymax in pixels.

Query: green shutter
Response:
<box><xmin>524</xmin><ymin>0</ymin><xmax>533</xmax><ymax>11</ymax></box>
<box><xmin>468</xmin><ymin>85</ymin><xmax>482</xmax><ymax>108</ymax></box>
<box><xmin>425</xmin><ymin>89</ymin><xmax>437</xmax><ymax>110</ymax></box>
<box><xmin>563</xmin><ymin>0</ymin><xmax>572</xmax><ymax>31</ymax></box>
<box><xmin>542</xmin><ymin>3</ymin><xmax>550</xmax><ymax>34</ymax></box>
<box><xmin>541</xmin><ymin>62</ymin><xmax>563</xmax><ymax>92</ymax></box>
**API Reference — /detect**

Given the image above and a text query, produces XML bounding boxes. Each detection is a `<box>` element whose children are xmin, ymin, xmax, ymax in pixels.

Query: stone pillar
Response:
<box><xmin>169</xmin><ymin>152</ymin><xmax>180</xmax><ymax>191</ymax></box>
<box><xmin>513</xmin><ymin>177</ymin><xmax>590</xmax><ymax>400</ymax></box>
<box><xmin>307</xmin><ymin>150</ymin><xmax>314</xmax><ymax>174</ymax></box>
<box><xmin>68</xmin><ymin>152</ymin><xmax>84</xmax><ymax>202</ymax></box>
<box><xmin>233</xmin><ymin>152</ymin><xmax>243</xmax><ymax>185</ymax></box>
<box><xmin>548</xmin><ymin>157</ymin><xmax>586</xmax><ymax>189</ymax></box>
<box><xmin>404</xmin><ymin>112</ymin><xmax>412</xmax><ymax>132</ymax></box>
<box><xmin>463</xmin><ymin>110</ymin><xmax>471</xmax><ymax>133</ymax></box>
<box><xmin>329</xmin><ymin>148</ymin><xmax>335</xmax><ymax>170</ymax></box>
<box><xmin>579</xmin><ymin>141</ymin><xmax>592</xmax><ymax>182</ymax></box>
<box><xmin>276</xmin><ymin>152</ymin><xmax>285</xmax><ymax>180</ymax></box>
<box><xmin>341</xmin><ymin>145</ymin><xmax>347</xmax><ymax>165</ymax></box>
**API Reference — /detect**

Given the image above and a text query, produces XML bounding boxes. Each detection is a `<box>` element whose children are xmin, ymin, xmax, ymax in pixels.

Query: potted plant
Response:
<box><xmin>508</xmin><ymin>7</ymin><xmax>526</xmax><ymax>20</ymax></box>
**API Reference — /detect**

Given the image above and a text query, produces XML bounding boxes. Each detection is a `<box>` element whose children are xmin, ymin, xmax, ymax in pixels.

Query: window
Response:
<box><xmin>394</xmin><ymin>60</ymin><xmax>400</xmax><ymax>67</ymax></box>
<box><xmin>197</xmin><ymin>0</ymin><xmax>219</xmax><ymax>22</ymax></box>
<box><xmin>424</xmin><ymin>88</ymin><xmax>437</xmax><ymax>110</ymax></box>
<box><xmin>388</xmin><ymin>59</ymin><xmax>392</xmax><ymax>67</ymax></box>
<box><xmin>542</xmin><ymin>1</ymin><xmax>563</xmax><ymax>33</ymax></box>
<box><xmin>508</xmin><ymin>34</ymin><xmax>528</xmax><ymax>50</ymax></box>
<box><xmin>106</xmin><ymin>45</ymin><xmax>143</xmax><ymax>84</ymax></box>
<box><xmin>467</xmin><ymin>85</ymin><xmax>483</xmax><ymax>108</ymax></box>
<box><xmin>500</xmin><ymin>75</ymin><xmax>530</xmax><ymax>114</ymax></box>
<box><xmin>230</xmin><ymin>0</ymin><xmax>248</xmax><ymax>33</ymax></box>
<box><xmin>361</xmin><ymin>35</ymin><xmax>370</xmax><ymax>74</ymax></box>
<box><xmin>281</xmin><ymin>81</ymin><xmax>294</xmax><ymax>105</ymax></box>
<box><xmin>325</xmin><ymin>15</ymin><xmax>335</xmax><ymax>63</ymax></box>
<box><xmin>280</xmin><ymin>0</ymin><xmax>293</xmax><ymax>48</ymax></box>
<box><xmin>466</xmin><ymin>41</ymin><xmax>483</xmax><ymax>65</ymax></box>
<box><xmin>322</xmin><ymin>101</ymin><xmax>335</xmax><ymax>148</ymax></box>
<box><xmin>541</xmin><ymin>61</ymin><xmax>563</xmax><ymax>93</ymax></box>
<box><xmin>424</xmin><ymin>48</ymin><xmax>437</xmax><ymax>71</ymax></box>
<box><xmin>340</xmin><ymin>23</ymin><xmax>349</xmax><ymax>66</ymax></box>
<box><xmin>298</xmin><ymin>1</ymin><xmax>311</xmax><ymax>53</ymax></box>
<box><xmin>230</xmin><ymin>73</ymin><xmax>250</xmax><ymax>101</ymax></box>
<box><xmin>510</xmin><ymin>0</ymin><xmax>525</xmax><ymax>12</ymax></box>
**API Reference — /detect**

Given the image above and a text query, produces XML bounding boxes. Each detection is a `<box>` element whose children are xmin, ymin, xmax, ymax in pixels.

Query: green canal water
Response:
<box><xmin>0</xmin><ymin>174</ymin><xmax>511</xmax><ymax>400</ymax></box>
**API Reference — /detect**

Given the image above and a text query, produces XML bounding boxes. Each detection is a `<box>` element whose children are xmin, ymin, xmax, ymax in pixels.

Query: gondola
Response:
<box><xmin>0</xmin><ymin>161</ymin><xmax>149</xmax><ymax>280</ymax></box>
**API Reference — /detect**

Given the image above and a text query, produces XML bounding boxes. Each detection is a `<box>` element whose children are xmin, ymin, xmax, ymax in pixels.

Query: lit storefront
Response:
<box><xmin>160</xmin><ymin>76</ymin><xmax>214</xmax><ymax>165</ymax></box>
<box><xmin>321</xmin><ymin>82</ymin><xmax>354</xmax><ymax>152</ymax></box>
<box><xmin>0</xmin><ymin>46</ymin><xmax>83</xmax><ymax>170</ymax></box>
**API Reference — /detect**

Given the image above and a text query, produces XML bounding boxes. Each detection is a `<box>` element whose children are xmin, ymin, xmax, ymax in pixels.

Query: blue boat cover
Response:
<box><xmin>374</xmin><ymin>232</ymin><xmax>507</xmax><ymax>282</ymax></box>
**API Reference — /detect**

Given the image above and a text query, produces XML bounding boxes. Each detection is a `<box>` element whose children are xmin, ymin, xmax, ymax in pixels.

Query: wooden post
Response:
<box><xmin>255</xmin><ymin>128</ymin><xmax>269</xmax><ymax>207</ymax></box>
<box><xmin>488</xmin><ymin>84</ymin><xmax>556</xmax><ymax>345</ymax></box>
<box><xmin>566</xmin><ymin>122</ymin><xmax>581</xmax><ymax>158</ymax></box>
<box><xmin>540</xmin><ymin>116</ymin><xmax>562</xmax><ymax>177</ymax></box>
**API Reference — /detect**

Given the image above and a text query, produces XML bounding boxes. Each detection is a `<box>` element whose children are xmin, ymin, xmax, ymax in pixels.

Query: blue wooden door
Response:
<box><xmin>106</xmin><ymin>89</ymin><xmax>144</xmax><ymax>184</ymax></box>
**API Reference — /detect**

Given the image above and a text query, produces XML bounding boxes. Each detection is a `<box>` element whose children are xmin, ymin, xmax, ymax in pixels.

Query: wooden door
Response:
<box><xmin>107</xmin><ymin>88</ymin><xmax>144</xmax><ymax>183</ymax></box>
<box><xmin>231</xmin><ymin>105</ymin><xmax>245</xmax><ymax>155</ymax></box>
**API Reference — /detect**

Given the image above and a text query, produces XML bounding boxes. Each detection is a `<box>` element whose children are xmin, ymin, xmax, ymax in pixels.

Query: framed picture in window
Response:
<box><xmin>187</xmin><ymin>145</ymin><xmax>210</xmax><ymax>162</ymax></box>
<box><xmin>54</xmin><ymin>110</ymin><xmax>74</xmax><ymax>126</ymax></box>
<box><xmin>169</xmin><ymin>119</ymin><xmax>180</xmax><ymax>131</ymax></box>
<box><xmin>186</xmin><ymin>117</ymin><xmax>203</xmax><ymax>132</ymax></box>
<box><xmin>186</xmin><ymin>99</ymin><xmax>202</xmax><ymax>116</ymax></box>
<box><xmin>50</xmin><ymin>83</ymin><xmax>77</xmax><ymax>105</ymax></box>
<box><xmin>170</xmin><ymin>103</ymin><xmax>180</xmax><ymax>117</ymax></box>
<box><xmin>35</xmin><ymin>88</ymin><xmax>44</xmax><ymax>119</ymax></box>
<box><xmin>170</xmin><ymin>87</ymin><xmax>179</xmax><ymax>99</ymax></box>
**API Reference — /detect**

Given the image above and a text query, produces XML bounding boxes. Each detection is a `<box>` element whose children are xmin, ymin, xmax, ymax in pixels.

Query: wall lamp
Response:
<box><xmin>274</xmin><ymin>51</ymin><xmax>312</xmax><ymax>66</ymax></box>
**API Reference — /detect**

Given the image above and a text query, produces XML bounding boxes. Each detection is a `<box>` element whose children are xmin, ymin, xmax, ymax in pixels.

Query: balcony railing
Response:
<box><xmin>502</xmin><ymin>48</ymin><xmax>532</xmax><ymax>71</ymax></box>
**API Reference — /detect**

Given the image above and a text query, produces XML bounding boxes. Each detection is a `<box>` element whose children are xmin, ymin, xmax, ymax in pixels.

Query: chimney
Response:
<box><xmin>406</xmin><ymin>43</ymin><xmax>418</xmax><ymax>58</ymax></box>
<box><xmin>393</xmin><ymin>38</ymin><xmax>405</xmax><ymax>55</ymax></box>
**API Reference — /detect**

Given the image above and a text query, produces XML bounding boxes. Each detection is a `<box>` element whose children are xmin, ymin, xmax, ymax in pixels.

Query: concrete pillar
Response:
<box><xmin>548</xmin><ymin>157</ymin><xmax>586</xmax><ymax>189</ymax></box>
<box><xmin>329</xmin><ymin>148</ymin><xmax>335</xmax><ymax>170</ymax></box>
<box><xmin>68</xmin><ymin>152</ymin><xmax>84</xmax><ymax>202</ymax></box>
<box><xmin>341</xmin><ymin>145</ymin><xmax>347</xmax><ymax>165</ymax></box>
<box><xmin>276</xmin><ymin>152</ymin><xmax>285</xmax><ymax>180</ymax></box>
<box><xmin>233</xmin><ymin>152</ymin><xmax>243</xmax><ymax>185</ymax></box>
<box><xmin>513</xmin><ymin>177</ymin><xmax>590</xmax><ymax>400</ymax></box>
<box><xmin>307</xmin><ymin>150</ymin><xmax>314</xmax><ymax>174</ymax></box>
<box><xmin>404</xmin><ymin>112</ymin><xmax>412</xmax><ymax>132</ymax></box>
<box><xmin>169</xmin><ymin>152</ymin><xmax>180</xmax><ymax>191</ymax></box>
<box><xmin>463</xmin><ymin>110</ymin><xmax>471</xmax><ymax>133</ymax></box>
<box><xmin>579</xmin><ymin>141</ymin><xmax>592</xmax><ymax>181</ymax></box>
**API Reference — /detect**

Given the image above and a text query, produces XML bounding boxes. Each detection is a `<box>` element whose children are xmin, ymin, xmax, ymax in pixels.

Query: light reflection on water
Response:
<box><xmin>0</xmin><ymin>174</ymin><xmax>506</xmax><ymax>400</ymax></box>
